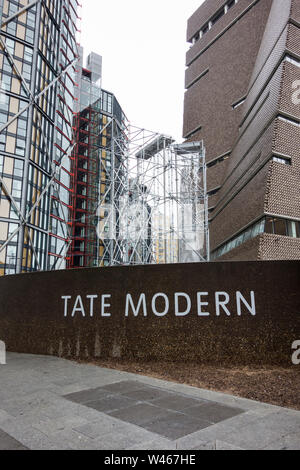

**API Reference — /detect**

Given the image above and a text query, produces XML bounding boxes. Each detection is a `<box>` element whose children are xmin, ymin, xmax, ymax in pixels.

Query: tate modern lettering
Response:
<box><xmin>0</xmin><ymin>261</ymin><xmax>298</xmax><ymax>365</ymax></box>
<box><xmin>61</xmin><ymin>291</ymin><xmax>256</xmax><ymax>318</ymax></box>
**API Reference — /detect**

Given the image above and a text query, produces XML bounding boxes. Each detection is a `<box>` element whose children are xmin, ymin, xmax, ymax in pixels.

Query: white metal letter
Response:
<box><xmin>101</xmin><ymin>295</ymin><xmax>111</xmax><ymax>317</ymax></box>
<box><xmin>61</xmin><ymin>296</ymin><xmax>71</xmax><ymax>317</ymax></box>
<box><xmin>236</xmin><ymin>291</ymin><xmax>256</xmax><ymax>316</ymax></box>
<box><xmin>215</xmin><ymin>292</ymin><xmax>231</xmax><ymax>316</ymax></box>
<box><xmin>71</xmin><ymin>295</ymin><xmax>86</xmax><ymax>318</ymax></box>
<box><xmin>87</xmin><ymin>295</ymin><xmax>98</xmax><ymax>317</ymax></box>
<box><xmin>175</xmin><ymin>293</ymin><xmax>191</xmax><ymax>317</ymax></box>
<box><xmin>197</xmin><ymin>292</ymin><xmax>210</xmax><ymax>316</ymax></box>
<box><xmin>152</xmin><ymin>293</ymin><xmax>169</xmax><ymax>317</ymax></box>
<box><xmin>125</xmin><ymin>294</ymin><xmax>147</xmax><ymax>317</ymax></box>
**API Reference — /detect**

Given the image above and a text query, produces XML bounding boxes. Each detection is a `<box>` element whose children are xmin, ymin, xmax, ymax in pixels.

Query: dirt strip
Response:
<box><xmin>83</xmin><ymin>360</ymin><xmax>300</xmax><ymax>411</ymax></box>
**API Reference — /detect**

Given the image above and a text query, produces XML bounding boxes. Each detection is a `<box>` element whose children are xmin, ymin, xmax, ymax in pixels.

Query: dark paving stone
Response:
<box><xmin>184</xmin><ymin>402</ymin><xmax>244</xmax><ymax>424</ymax></box>
<box><xmin>144</xmin><ymin>412</ymin><xmax>212</xmax><ymax>440</ymax></box>
<box><xmin>84</xmin><ymin>395</ymin><xmax>137</xmax><ymax>413</ymax></box>
<box><xmin>99</xmin><ymin>381</ymin><xmax>148</xmax><ymax>394</ymax></box>
<box><xmin>152</xmin><ymin>395</ymin><xmax>205</xmax><ymax>411</ymax></box>
<box><xmin>108</xmin><ymin>403</ymin><xmax>171</xmax><ymax>426</ymax></box>
<box><xmin>63</xmin><ymin>380</ymin><xmax>244</xmax><ymax>441</ymax></box>
<box><xmin>121</xmin><ymin>387</ymin><xmax>176</xmax><ymax>402</ymax></box>
<box><xmin>64</xmin><ymin>387</ymin><xmax>111</xmax><ymax>404</ymax></box>
<box><xmin>0</xmin><ymin>429</ymin><xmax>28</xmax><ymax>450</ymax></box>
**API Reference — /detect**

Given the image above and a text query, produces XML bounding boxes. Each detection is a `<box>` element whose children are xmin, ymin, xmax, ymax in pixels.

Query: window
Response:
<box><xmin>232</xmin><ymin>97</ymin><xmax>246</xmax><ymax>109</ymax></box>
<box><xmin>278</xmin><ymin>116</ymin><xmax>300</xmax><ymax>128</ymax></box>
<box><xmin>7</xmin><ymin>21</ymin><xmax>17</xmax><ymax>36</ymax></box>
<box><xmin>11</xmin><ymin>179</ymin><xmax>22</xmax><ymax>199</ymax></box>
<box><xmin>7</xmin><ymin>244</ymin><xmax>17</xmax><ymax>259</ymax></box>
<box><xmin>265</xmin><ymin>217</ymin><xmax>274</xmax><ymax>234</ymax></box>
<box><xmin>25</xmin><ymin>28</ymin><xmax>35</xmax><ymax>44</ymax></box>
<box><xmin>17</xmin><ymin>118</ymin><xmax>27</xmax><ymax>138</ymax></box>
<box><xmin>184</xmin><ymin>125</ymin><xmax>202</xmax><ymax>140</ymax></box>
<box><xmin>251</xmin><ymin>219</ymin><xmax>264</xmax><ymax>238</ymax></box>
<box><xmin>285</xmin><ymin>55</ymin><xmax>300</xmax><ymax>68</ymax></box>
<box><xmin>211</xmin><ymin>215</ymin><xmax>300</xmax><ymax>260</ymax></box>
<box><xmin>13</xmin><ymin>159</ymin><xmax>23</xmax><ymax>177</ymax></box>
<box><xmin>189</xmin><ymin>1</ymin><xmax>239</xmax><ymax>45</ymax></box>
<box><xmin>273</xmin><ymin>218</ymin><xmax>287</xmax><ymax>236</ymax></box>
<box><xmin>24</xmin><ymin>50</ymin><xmax>33</xmax><ymax>65</ymax></box>
<box><xmin>22</xmin><ymin>63</ymin><xmax>32</xmax><ymax>81</ymax></box>
<box><xmin>272</xmin><ymin>156</ymin><xmax>291</xmax><ymax>165</ymax></box>
<box><xmin>5</xmin><ymin>39</ymin><xmax>15</xmax><ymax>54</ymax></box>
<box><xmin>287</xmin><ymin>221</ymin><xmax>300</xmax><ymax>238</ymax></box>
<box><xmin>8</xmin><ymin>223</ymin><xmax>18</xmax><ymax>242</ymax></box>
<box><xmin>15</xmin><ymin>137</ymin><xmax>25</xmax><ymax>156</ymax></box>
<box><xmin>207</xmin><ymin>153</ymin><xmax>230</xmax><ymax>168</ymax></box>
<box><xmin>265</xmin><ymin>217</ymin><xmax>289</xmax><ymax>236</ymax></box>
<box><xmin>212</xmin><ymin>8</ymin><xmax>225</xmax><ymax>25</ymax></box>
<box><xmin>202</xmin><ymin>23</ymin><xmax>209</xmax><ymax>35</ymax></box>
<box><xmin>208</xmin><ymin>187</ymin><xmax>220</xmax><ymax>197</ymax></box>
<box><xmin>1</xmin><ymin>75</ymin><xmax>11</xmax><ymax>94</ymax></box>
<box><xmin>0</xmin><ymin>134</ymin><xmax>5</xmax><ymax>152</ymax></box>
<box><xmin>227</xmin><ymin>0</ymin><xmax>236</xmax><ymax>9</ymax></box>
<box><xmin>27</xmin><ymin>11</ymin><xmax>36</xmax><ymax>28</ymax></box>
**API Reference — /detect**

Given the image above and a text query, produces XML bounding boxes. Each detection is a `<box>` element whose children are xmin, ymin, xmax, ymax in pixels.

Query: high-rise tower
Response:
<box><xmin>67</xmin><ymin>48</ymin><xmax>128</xmax><ymax>269</ymax></box>
<box><xmin>183</xmin><ymin>0</ymin><xmax>300</xmax><ymax>261</ymax></box>
<box><xmin>0</xmin><ymin>0</ymin><xmax>79</xmax><ymax>275</ymax></box>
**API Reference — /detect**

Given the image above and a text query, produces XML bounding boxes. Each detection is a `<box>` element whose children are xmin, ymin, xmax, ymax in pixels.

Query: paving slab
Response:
<box><xmin>0</xmin><ymin>353</ymin><xmax>299</xmax><ymax>450</ymax></box>
<box><xmin>64</xmin><ymin>387</ymin><xmax>114</xmax><ymax>404</ymax></box>
<box><xmin>82</xmin><ymin>395</ymin><xmax>137</xmax><ymax>413</ymax></box>
<box><xmin>108</xmin><ymin>403</ymin><xmax>171</xmax><ymax>426</ymax></box>
<box><xmin>263</xmin><ymin>431</ymin><xmax>300</xmax><ymax>450</ymax></box>
<box><xmin>151</xmin><ymin>395</ymin><xmax>205</xmax><ymax>411</ymax></box>
<box><xmin>184</xmin><ymin>401</ymin><xmax>244</xmax><ymax>424</ymax></box>
<box><xmin>144</xmin><ymin>412</ymin><xmax>212</xmax><ymax>440</ymax></box>
<box><xmin>0</xmin><ymin>429</ymin><xmax>28</xmax><ymax>450</ymax></box>
<box><xmin>120</xmin><ymin>387</ymin><xmax>175</xmax><ymax>402</ymax></box>
<box><xmin>99</xmin><ymin>380</ymin><xmax>148</xmax><ymax>394</ymax></box>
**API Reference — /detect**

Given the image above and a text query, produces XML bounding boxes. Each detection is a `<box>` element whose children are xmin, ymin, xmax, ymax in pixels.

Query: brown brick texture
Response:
<box><xmin>183</xmin><ymin>0</ymin><xmax>300</xmax><ymax>260</ymax></box>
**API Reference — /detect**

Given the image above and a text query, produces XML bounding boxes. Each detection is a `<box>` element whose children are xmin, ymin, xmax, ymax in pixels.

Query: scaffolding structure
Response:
<box><xmin>96</xmin><ymin>123</ymin><xmax>210</xmax><ymax>266</ymax></box>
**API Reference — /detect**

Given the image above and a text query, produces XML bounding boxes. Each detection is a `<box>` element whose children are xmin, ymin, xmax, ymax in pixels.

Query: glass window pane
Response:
<box><xmin>287</xmin><ymin>221</ymin><xmax>299</xmax><ymax>238</ymax></box>
<box><xmin>265</xmin><ymin>217</ymin><xmax>274</xmax><ymax>234</ymax></box>
<box><xmin>273</xmin><ymin>219</ymin><xmax>287</xmax><ymax>236</ymax></box>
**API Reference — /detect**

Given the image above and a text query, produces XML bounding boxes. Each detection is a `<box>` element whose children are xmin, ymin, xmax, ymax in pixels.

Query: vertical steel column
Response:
<box><xmin>203</xmin><ymin>146</ymin><xmax>210</xmax><ymax>261</ymax></box>
<box><xmin>110</xmin><ymin>119</ymin><xmax>115</xmax><ymax>265</ymax></box>
<box><xmin>16</xmin><ymin>0</ymin><xmax>41</xmax><ymax>274</ymax></box>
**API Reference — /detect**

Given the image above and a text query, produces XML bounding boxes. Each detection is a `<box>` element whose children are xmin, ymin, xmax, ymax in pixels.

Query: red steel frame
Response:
<box><xmin>49</xmin><ymin>0</ymin><xmax>81</xmax><ymax>267</ymax></box>
<box><xmin>67</xmin><ymin>67</ymin><xmax>100</xmax><ymax>268</ymax></box>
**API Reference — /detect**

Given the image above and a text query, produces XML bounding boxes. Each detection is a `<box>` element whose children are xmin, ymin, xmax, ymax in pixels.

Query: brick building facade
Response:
<box><xmin>183</xmin><ymin>0</ymin><xmax>300</xmax><ymax>261</ymax></box>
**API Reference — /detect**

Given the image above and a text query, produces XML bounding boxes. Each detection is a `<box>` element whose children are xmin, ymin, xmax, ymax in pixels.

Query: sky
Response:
<box><xmin>80</xmin><ymin>0</ymin><xmax>205</xmax><ymax>143</ymax></box>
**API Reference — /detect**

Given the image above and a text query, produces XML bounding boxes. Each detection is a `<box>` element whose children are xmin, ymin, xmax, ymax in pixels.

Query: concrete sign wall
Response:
<box><xmin>0</xmin><ymin>261</ymin><xmax>299</xmax><ymax>365</ymax></box>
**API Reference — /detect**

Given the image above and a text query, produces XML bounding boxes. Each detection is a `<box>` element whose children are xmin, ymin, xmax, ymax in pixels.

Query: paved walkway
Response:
<box><xmin>0</xmin><ymin>353</ymin><xmax>299</xmax><ymax>450</ymax></box>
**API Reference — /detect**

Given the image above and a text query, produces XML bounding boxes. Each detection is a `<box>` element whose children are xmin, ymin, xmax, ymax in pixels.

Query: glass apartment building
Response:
<box><xmin>68</xmin><ymin>49</ymin><xmax>128</xmax><ymax>269</ymax></box>
<box><xmin>0</xmin><ymin>0</ymin><xmax>79</xmax><ymax>275</ymax></box>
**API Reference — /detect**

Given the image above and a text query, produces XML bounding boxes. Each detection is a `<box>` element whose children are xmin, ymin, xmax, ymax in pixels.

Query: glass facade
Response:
<box><xmin>0</xmin><ymin>0</ymin><xmax>79</xmax><ymax>276</ymax></box>
<box><xmin>212</xmin><ymin>216</ymin><xmax>300</xmax><ymax>260</ymax></box>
